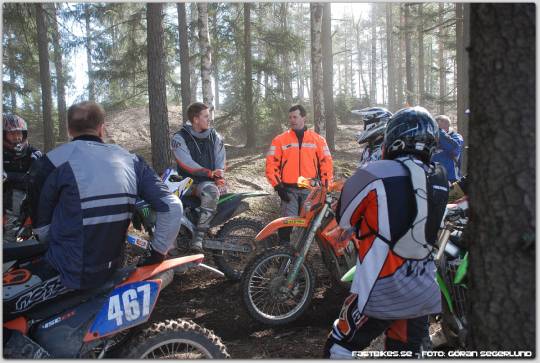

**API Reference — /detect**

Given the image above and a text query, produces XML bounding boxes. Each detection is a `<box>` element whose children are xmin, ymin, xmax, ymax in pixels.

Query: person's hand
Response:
<box><xmin>212</xmin><ymin>169</ymin><xmax>224</xmax><ymax>179</ymax></box>
<box><xmin>215</xmin><ymin>177</ymin><xmax>226</xmax><ymax>187</ymax></box>
<box><xmin>274</xmin><ymin>183</ymin><xmax>291</xmax><ymax>202</ymax></box>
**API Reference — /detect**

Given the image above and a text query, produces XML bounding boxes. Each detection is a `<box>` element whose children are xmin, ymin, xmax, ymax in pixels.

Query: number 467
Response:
<box><xmin>107</xmin><ymin>284</ymin><xmax>151</xmax><ymax>326</ymax></box>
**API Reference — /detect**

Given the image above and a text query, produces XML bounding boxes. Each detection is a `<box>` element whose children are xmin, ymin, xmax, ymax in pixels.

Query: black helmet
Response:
<box><xmin>382</xmin><ymin>106</ymin><xmax>439</xmax><ymax>163</ymax></box>
<box><xmin>353</xmin><ymin>107</ymin><xmax>392</xmax><ymax>146</ymax></box>
<box><xmin>3</xmin><ymin>114</ymin><xmax>29</xmax><ymax>157</ymax></box>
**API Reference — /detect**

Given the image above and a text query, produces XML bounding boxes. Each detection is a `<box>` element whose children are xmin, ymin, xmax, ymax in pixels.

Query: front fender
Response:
<box><xmin>255</xmin><ymin>217</ymin><xmax>309</xmax><ymax>241</ymax></box>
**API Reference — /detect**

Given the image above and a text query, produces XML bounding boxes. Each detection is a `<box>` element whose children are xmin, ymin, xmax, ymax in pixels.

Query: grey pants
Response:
<box><xmin>191</xmin><ymin>181</ymin><xmax>220</xmax><ymax>227</ymax></box>
<box><xmin>278</xmin><ymin>187</ymin><xmax>311</xmax><ymax>243</ymax></box>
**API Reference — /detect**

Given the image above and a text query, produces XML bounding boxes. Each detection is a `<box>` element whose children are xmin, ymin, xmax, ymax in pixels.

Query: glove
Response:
<box><xmin>137</xmin><ymin>246</ymin><xmax>166</xmax><ymax>266</ymax></box>
<box><xmin>274</xmin><ymin>184</ymin><xmax>291</xmax><ymax>202</ymax></box>
<box><xmin>215</xmin><ymin>177</ymin><xmax>226</xmax><ymax>187</ymax></box>
<box><xmin>211</xmin><ymin>169</ymin><xmax>224</xmax><ymax>179</ymax></box>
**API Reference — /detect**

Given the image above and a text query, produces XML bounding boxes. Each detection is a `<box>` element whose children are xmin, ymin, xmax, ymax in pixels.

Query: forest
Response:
<box><xmin>1</xmin><ymin>2</ymin><xmax>535</xmax><ymax>358</ymax></box>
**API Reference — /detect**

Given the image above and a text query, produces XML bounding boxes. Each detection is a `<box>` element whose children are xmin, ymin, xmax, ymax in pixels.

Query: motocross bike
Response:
<box><xmin>340</xmin><ymin>197</ymin><xmax>469</xmax><ymax>348</ymax></box>
<box><xmin>3</xmin><ymin>235</ymin><xmax>229</xmax><ymax>359</ymax></box>
<box><xmin>132</xmin><ymin>168</ymin><xmax>276</xmax><ymax>281</ymax></box>
<box><xmin>240</xmin><ymin>177</ymin><xmax>357</xmax><ymax>326</ymax></box>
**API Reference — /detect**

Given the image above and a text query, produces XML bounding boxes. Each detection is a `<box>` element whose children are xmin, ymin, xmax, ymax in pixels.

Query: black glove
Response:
<box><xmin>274</xmin><ymin>183</ymin><xmax>291</xmax><ymax>202</ymax></box>
<box><xmin>137</xmin><ymin>246</ymin><xmax>166</xmax><ymax>266</ymax></box>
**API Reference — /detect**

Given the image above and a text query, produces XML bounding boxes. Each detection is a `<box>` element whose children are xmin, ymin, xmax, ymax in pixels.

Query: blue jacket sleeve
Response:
<box><xmin>438</xmin><ymin>130</ymin><xmax>461</xmax><ymax>160</ymax></box>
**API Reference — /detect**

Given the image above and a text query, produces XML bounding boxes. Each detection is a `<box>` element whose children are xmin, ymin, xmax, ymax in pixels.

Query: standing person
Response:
<box><xmin>171</xmin><ymin>102</ymin><xmax>226</xmax><ymax>252</ymax></box>
<box><xmin>3</xmin><ymin>114</ymin><xmax>42</xmax><ymax>215</ymax></box>
<box><xmin>265</xmin><ymin>104</ymin><xmax>333</xmax><ymax>247</ymax></box>
<box><xmin>323</xmin><ymin>107</ymin><xmax>449</xmax><ymax>358</ymax></box>
<box><xmin>26</xmin><ymin>101</ymin><xmax>183</xmax><ymax>292</ymax></box>
<box><xmin>432</xmin><ymin>115</ymin><xmax>464</xmax><ymax>182</ymax></box>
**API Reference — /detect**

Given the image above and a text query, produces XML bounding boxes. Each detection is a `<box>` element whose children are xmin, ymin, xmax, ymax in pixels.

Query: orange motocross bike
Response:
<box><xmin>240</xmin><ymin>177</ymin><xmax>357</xmax><ymax>325</ymax></box>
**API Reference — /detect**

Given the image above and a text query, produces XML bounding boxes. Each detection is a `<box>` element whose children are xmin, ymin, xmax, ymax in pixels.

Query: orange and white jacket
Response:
<box><xmin>265</xmin><ymin>128</ymin><xmax>333</xmax><ymax>187</ymax></box>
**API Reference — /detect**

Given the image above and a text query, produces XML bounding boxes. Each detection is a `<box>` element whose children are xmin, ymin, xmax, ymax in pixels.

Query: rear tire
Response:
<box><xmin>214</xmin><ymin>217</ymin><xmax>276</xmax><ymax>281</ymax></box>
<box><xmin>241</xmin><ymin>247</ymin><xmax>315</xmax><ymax>326</ymax></box>
<box><xmin>119</xmin><ymin>319</ymin><xmax>229</xmax><ymax>359</ymax></box>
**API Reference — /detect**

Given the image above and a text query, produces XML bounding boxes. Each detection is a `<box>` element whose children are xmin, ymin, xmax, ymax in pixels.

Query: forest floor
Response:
<box><xmin>29</xmin><ymin>107</ymin><xmax>443</xmax><ymax>358</ymax></box>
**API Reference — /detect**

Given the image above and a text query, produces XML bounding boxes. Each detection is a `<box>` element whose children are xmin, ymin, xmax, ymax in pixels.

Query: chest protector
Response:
<box><xmin>177</xmin><ymin>128</ymin><xmax>217</xmax><ymax>183</ymax></box>
<box><xmin>375</xmin><ymin>157</ymin><xmax>448</xmax><ymax>260</ymax></box>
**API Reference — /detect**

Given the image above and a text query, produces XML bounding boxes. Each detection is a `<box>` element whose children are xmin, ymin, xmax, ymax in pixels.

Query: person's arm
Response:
<box><xmin>316</xmin><ymin>135</ymin><xmax>334</xmax><ymax>186</ymax></box>
<box><xmin>27</xmin><ymin>156</ymin><xmax>56</xmax><ymax>229</ymax></box>
<box><xmin>171</xmin><ymin>133</ymin><xmax>213</xmax><ymax>178</ymax></box>
<box><xmin>265</xmin><ymin>137</ymin><xmax>283</xmax><ymax>188</ymax></box>
<box><xmin>135</xmin><ymin>155</ymin><xmax>182</xmax><ymax>256</ymax></box>
<box><xmin>32</xmin><ymin>162</ymin><xmax>62</xmax><ymax>242</ymax></box>
<box><xmin>438</xmin><ymin>130</ymin><xmax>461</xmax><ymax>159</ymax></box>
<box><xmin>213</xmin><ymin>131</ymin><xmax>226</xmax><ymax>171</ymax></box>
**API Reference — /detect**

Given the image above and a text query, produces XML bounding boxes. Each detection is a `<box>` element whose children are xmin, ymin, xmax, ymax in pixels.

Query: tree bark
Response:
<box><xmin>404</xmin><ymin>4</ymin><xmax>414</xmax><ymax>106</ymax></box>
<box><xmin>189</xmin><ymin>4</ymin><xmax>198</xmax><ymax>102</ymax></box>
<box><xmin>244</xmin><ymin>3</ymin><xmax>256</xmax><ymax>149</ymax></box>
<box><xmin>322</xmin><ymin>3</ymin><xmax>335</xmax><ymax>151</ymax></box>
<box><xmin>147</xmin><ymin>3</ymin><xmax>172</xmax><ymax>174</ymax></box>
<box><xmin>417</xmin><ymin>3</ymin><xmax>425</xmax><ymax>106</ymax></box>
<box><xmin>310</xmin><ymin>3</ymin><xmax>324</xmax><ymax>134</ymax></box>
<box><xmin>467</xmin><ymin>3</ymin><xmax>534</xmax><ymax>351</ymax></box>
<box><xmin>370</xmin><ymin>4</ymin><xmax>377</xmax><ymax>104</ymax></box>
<box><xmin>396</xmin><ymin>5</ymin><xmax>404</xmax><ymax>107</ymax></box>
<box><xmin>281</xmin><ymin>3</ymin><xmax>293</xmax><ymax>104</ymax></box>
<box><xmin>84</xmin><ymin>3</ymin><xmax>95</xmax><ymax>101</ymax></box>
<box><xmin>177</xmin><ymin>3</ymin><xmax>191</xmax><ymax>122</ymax></box>
<box><xmin>457</xmin><ymin>3</ymin><xmax>471</xmax><ymax>171</ymax></box>
<box><xmin>438</xmin><ymin>3</ymin><xmax>446</xmax><ymax>114</ymax></box>
<box><xmin>386</xmin><ymin>3</ymin><xmax>396</xmax><ymax>110</ymax></box>
<box><xmin>35</xmin><ymin>3</ymin><xmax>55</xmax><ymax>151</ymax></box>
<box><xmin>7</xmin><ymin>33</ymin><xmax>17</xmax><ymax>113</ymax></box>
<box><xmin>51</xmin><ymin>3</ymin><xmax>68</xmax><ymax>142</ymax></box>
<box><xmin>197</xmin><ymin>3</ymin><xmax>214</xmax><ymax>115</ymax></box>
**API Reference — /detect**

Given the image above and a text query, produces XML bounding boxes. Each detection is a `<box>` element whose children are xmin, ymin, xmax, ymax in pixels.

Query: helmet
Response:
<box><xmin>353</xmin><ymin>107</ymin><xmax>392</xmax><ymax>145</ymax></box>
<box><xmin>382</xmin><ymin>106</ymin><xmax>439</xmax><ymax>163</ymax></box>
<box><xmin>3</xmin><ymin>114</ymin><xmax>28</xmax><ymax>156</ymax></box>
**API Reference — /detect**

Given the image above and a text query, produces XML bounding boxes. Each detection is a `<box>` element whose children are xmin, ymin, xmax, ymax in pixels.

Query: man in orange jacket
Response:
<box><xmin>265</xmin><ymin>104</ymin><xmax>333</xmax><ymax>246</ymax></box>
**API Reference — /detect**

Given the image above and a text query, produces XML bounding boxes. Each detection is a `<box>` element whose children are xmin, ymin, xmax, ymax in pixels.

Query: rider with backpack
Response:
<box><xmin>324</xmin><ymin>107</ymin><xmax>449</xmax><ymax>358</ymax></box>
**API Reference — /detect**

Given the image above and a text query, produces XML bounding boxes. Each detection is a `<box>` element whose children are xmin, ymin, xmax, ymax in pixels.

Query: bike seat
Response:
<box><xmin>3</xmin><ymin>239</ymin><xmax>48</xmax><ymax>262</ymax></box>
<box><xmin>25</xmin><ymin>266</ymin><xmax>135</xmax><ymax>321</ymax></box>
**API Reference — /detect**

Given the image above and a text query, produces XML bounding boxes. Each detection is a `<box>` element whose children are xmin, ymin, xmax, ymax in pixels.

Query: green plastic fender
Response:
<box><xmin>453</xmin><ymin>252</ymin><xmax>469</xmax><ymax>285</ymax></box>
<box><xmin>341</xmin><ymin>265</ymin><xmax>356</xmax><ymax>282</ymax></box>
<box><xmin>437</xmin><ymin>272</ymin><xmax>454</xmax><ymax>313</ymax></box>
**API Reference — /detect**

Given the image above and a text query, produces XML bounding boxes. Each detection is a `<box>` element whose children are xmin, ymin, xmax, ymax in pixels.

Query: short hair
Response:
<box><xmin>435</xmin><ymin>115</ymin><xmax>451</xmax><ymax>127</ymax></box>
<box><xmin>187</xmin><ymin>102</ymin><xmax>209</xmax><ymax>122</ymax></box>
<box><xmin>67</xmin><ymin>101</ymin><xmax>105</xmax><ymax>133</ymax></box>
<box><xmin>288</xmin><ymin>104</ymin><xmax>306</xmax><ymax>117</ymax></box>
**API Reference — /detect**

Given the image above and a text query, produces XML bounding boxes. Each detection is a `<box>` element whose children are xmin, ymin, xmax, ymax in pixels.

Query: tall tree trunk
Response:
<box><xmin>177</xmin><ymin>3</ymin><xmax>191</xmax><ymax>122</ymax></box>
<box><xmin>310</xmin><ymin>3</ymin><xmax>324</xmax><ymax>133</ymax></box>
<box><xmin>281</xmin><ymin>3</ymin><xmax>293</xmax><ymax>103</ymax></box>
<box><xmin>396</xmin><ymin>5</ymin><xmax>405</xmax><ymax>107</ymax></box>
<box><xmin>35</xmin><ymin>4</ymin><xmax>55</xmax><ymax>151</ymax></box>
<box><xmin>457</xmin><ymin>3</ymin><xmax>470</xmax><ymax>171</ymax></box>
<box><xmin>297</xmin><ymin>52</ymin><xmax>305</xmax><ymax>101</ymax></box>
<box><xmin>244</xmin><ymin>3</ymin><xmax>256</xmax><ymax>149</ymax></box>
<box><xmin>467</xmin><ymin>3</ymin><xmax>534</xmax><ymax>350</ymax></box>
<box><xmin>147</xmin><ymin>3</ymin><xmax>172</xmax><ymax>174</ymax></box>
<box><xmin>51</xmin><ymin>3</ymin><xmax>68</xmax><ymax>142</ymax></box>
<box><xmin>189</xmin><ymin>4</ymin><xmax>198</xmax><ymax>102</ymax></box>
<box><xmin>417</xmin><ymin>3</ymin><xmax>425</xmax><ymax>105</ymax></box>
<box><xmin>370</xmin><ymin>4</ymin><xmax>377</xmax><ymax>104</ymax></box>
<box><xmin>386</xmin><ymin>4</ymin><xmax>395</xmax><ymax>110</ymax></box>
<box><xmin>379</xmin><ymin>35</ymin><xmax>385</xmax><ymax>105</ymax></box>
<box><xmin>404</xmin><ymin>4</ymin><xmax>414</xmax><ymax>105</ymax></box>
<box><xmin>84</xmin><ymin>4</ymin><xmax>95</xmax><ymax>101</ymax></box>
<box><xmin>438</xmin><ymin>3</ymin><xmax>446</xmax><ymax>114</ymax></box>
<box><xmin>322</xmin><ymin>3</ymin><xmax>335</xmax><ymax>151</ymax></box>
<box><xmin>7</xmin><ymin>33</ymin><xmax>17</xmax><ymax>113</ymax></box>
<box><xmin>197</xmin><ymin>3</ymin><xmax>213</xmax><ymax>114</ymax></box>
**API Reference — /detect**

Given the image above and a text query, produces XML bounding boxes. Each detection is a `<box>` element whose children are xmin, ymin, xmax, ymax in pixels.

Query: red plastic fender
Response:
<box><xmin>255</xmin><ymin>217</ymin><xmax>309</xmax><ymax>241</ymax></box>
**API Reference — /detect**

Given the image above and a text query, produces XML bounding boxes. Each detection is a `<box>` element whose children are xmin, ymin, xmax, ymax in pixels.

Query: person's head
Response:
<box><xmin>187</xmin><ymin>102</ymin><xmax>210</xmax><ymax>132</ymax></box>
<box><xmin>435</xmin><ymin>115</ymin><xmax>451</xmax><ymax>132</ymax></box>
<box><xmin>288</xmin><ymin>104</ymin><xmax>307</xmax><ymax>130</ymax></box>
<box><xmin>67</xmin><ymin>101</ymin><xmax>106</xmax><ymax>138</ymax></box>
<box><xmin>382</xmin><ymin>106</ymin><xmax>439</xmax><ymax>164</ymax></box>
<box><xmin>3</xmin><ymin>114</ymin><xmax>29</xmax><ymax>156</ymax></box>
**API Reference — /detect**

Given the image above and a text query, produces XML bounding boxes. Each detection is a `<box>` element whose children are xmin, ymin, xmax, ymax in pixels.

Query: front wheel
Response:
<box><xmin>119</xmin><ymin>319</ymin><xmax>229</xmax><ymax>359</ymax></box>
<box><xmin>241</xmin><ymin>247</ymin><xmax>315</xmax><ymax>326</ymax></box>
<box><xmin>214</xmin><ymin>217</ymin><xmax>276</xmax><ymax>281</ymax></box>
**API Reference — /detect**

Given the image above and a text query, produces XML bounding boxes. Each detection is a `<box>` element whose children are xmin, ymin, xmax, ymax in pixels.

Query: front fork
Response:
<box><xmin>284</xmin><ymin>201</ymin><xmax>330</xmax><ymax>289</ymax></box>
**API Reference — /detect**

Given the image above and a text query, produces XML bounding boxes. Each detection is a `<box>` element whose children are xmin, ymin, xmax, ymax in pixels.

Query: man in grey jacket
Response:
<box><xmin>171</xmin><ymin>102</ymin><xmax>226</xmax><ymax>251</ymax></box>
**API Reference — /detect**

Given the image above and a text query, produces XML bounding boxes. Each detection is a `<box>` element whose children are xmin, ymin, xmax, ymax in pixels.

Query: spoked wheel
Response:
<box><xmin>241</xmin><ymin>247</ymin><xmax>315</xmax><ymax>326</ymax></box>
<box><xmin>120</xmin><ymin>319</ymin><xmax>229</xmax><ymax>359</ymax></box>
<box><xmin>214</xmin><ymin>217</ymin><xmax>276</xmax><ymax>281</ymax></box>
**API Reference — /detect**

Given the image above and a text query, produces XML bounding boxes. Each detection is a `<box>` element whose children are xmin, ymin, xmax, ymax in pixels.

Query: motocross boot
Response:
<box><xmin>190</xmin><ymin>207</ymin><xmax>215</xmax><ymax>252</ymax></box>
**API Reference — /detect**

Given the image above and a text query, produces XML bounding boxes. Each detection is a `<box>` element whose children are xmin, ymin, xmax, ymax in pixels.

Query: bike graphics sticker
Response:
<box><xmin>283</xmin><ymin>218</ymin><xmax>305</xmax><ymax>225</ymax></box>
<box><xmin>86</xmin><ymin>280</ymin><xmax>160</xmax><ymax>340</ymax></box>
